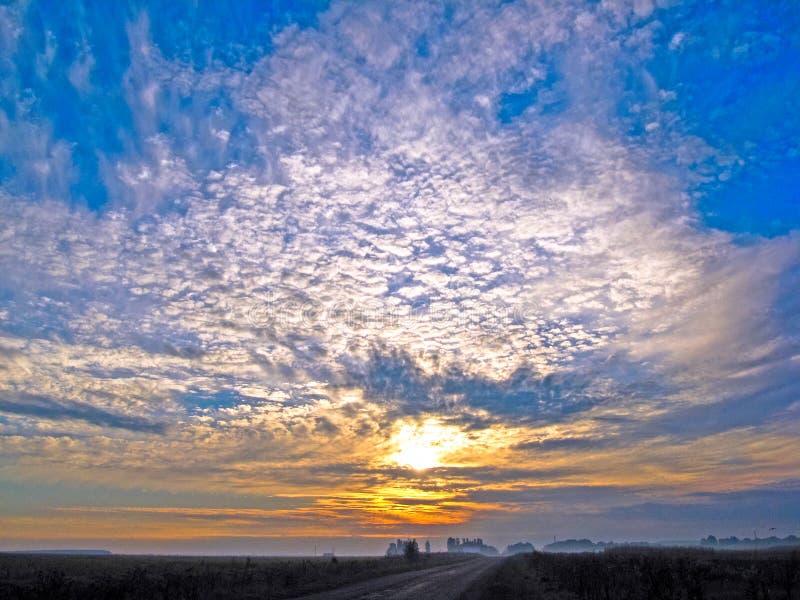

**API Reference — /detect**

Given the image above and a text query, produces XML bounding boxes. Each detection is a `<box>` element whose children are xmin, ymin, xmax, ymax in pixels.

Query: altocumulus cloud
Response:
<box><xmin>0</xmin><ymin>0</ymin><xmax>799</xmax><ymax>544</ymax></box>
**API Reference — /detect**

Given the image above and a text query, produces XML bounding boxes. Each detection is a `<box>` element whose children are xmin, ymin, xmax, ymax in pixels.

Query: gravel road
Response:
<box><xmin>289</xmin><ymin>556</ymin><xmax>499</xmax><ymax>600</ymax></box>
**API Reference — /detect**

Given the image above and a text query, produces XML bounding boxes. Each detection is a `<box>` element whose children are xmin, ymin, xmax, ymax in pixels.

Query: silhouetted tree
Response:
<box><xmin>404</xmin><ymin>538</ymin><xmax>420</xmax><ymax>561</ymax></box>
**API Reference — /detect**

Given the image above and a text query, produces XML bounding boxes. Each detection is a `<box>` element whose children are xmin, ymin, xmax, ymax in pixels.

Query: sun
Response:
<box><xmin>389</xmin><ymin>419</ymin><xmax>467</xmax><ymax>471</ymax></box>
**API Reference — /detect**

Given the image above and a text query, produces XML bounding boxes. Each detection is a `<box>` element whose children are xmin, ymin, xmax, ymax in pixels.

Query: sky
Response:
<box><xmin>0</xmin><ymin>0</ymin><xmax>799</xmax><ymax>555</ymax></box>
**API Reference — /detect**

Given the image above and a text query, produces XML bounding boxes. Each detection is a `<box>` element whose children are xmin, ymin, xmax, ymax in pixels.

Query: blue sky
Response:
<box><xmin>0</xmin><ymin>0</ymin><xmax>799</xmax><ymax>553</ymax></box>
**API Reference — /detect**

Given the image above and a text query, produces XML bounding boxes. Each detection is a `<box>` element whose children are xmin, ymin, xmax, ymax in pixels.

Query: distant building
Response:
<box><xmin>425</xmin><ymin>540</ymin><xmax>431</xmax><ymax>554</ymax></box>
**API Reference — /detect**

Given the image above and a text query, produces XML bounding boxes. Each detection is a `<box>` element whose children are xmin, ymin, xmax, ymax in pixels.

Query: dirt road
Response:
<box><xmin>289</xmin><ymin>556</ymin><xmax>499</xmax><ymax>600</ymax></box>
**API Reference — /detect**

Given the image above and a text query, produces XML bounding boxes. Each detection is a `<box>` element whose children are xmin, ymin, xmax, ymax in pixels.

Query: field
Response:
<box><xmin>3</xmin><ymin>548</ymin><xmax>800</xmax><ymax>599</ymax></box>
<box><xmin>0</xmin><ymin>552</ymin><xmax>469</xmax><ymax>600</ymax></box>
<box><xmin>470</xmin><ymin>547</ymin><xmax>800</xmax><ymax>600</ymax></box>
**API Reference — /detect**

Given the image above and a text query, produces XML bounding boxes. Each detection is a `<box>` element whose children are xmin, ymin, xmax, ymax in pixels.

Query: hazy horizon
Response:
<box><xmin>1</xmin><ymin>0</ymin><xmax>799</xmax><ymax>555</ymax></box>
<box><xmin>2</xmin><ymin>533</ymin><xmax>792</xmax><ymax>557</ymax></box>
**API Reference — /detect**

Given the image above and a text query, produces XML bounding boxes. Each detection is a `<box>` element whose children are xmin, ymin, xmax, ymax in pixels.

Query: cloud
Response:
<box><xmin>0</xmin><ymin>0</ymin><xmax>798</xmax><ymax>543</ymax></box>
<box><xmin>0</xmin><ymin>393</ymin><xmax>166</xmax><ymax>434</ymax></box>
<box><xmin>605</xmin><ymin>482</ymin><xmax>800</xmax><ymax>527</ymax></box>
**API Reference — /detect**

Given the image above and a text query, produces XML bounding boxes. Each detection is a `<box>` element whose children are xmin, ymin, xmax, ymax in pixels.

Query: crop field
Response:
<box><xmin>470</xmin><ymin>547</ymin><xmax>800</xmax><ymax>600</ymax></box>
<box><xmin>0</xmin><ymin>552</ymin><xmax>469</xmax><ymax>600</ymax></box>
<box><xmin>3</xmin><ymin>548</ymin><xmax>799</xmax><ymax>599</ymax></box>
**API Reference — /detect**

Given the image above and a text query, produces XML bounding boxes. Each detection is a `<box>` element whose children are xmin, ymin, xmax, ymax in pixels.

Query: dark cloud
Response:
<box><xmin>604</xmin><ymin>484</ymin><xmax>800</xmax><ymax>526</ymax></box>
<box><xmin>643</xmin><ymin>361</ymin><xmax>800</xmax><ymax>440</ymax></box>
<box><xmin>0</xmin><ymin>393</ymin><xmax>166</xmax><ymax>434</ymax></box>
<box><xmin>512</xmin><ymin>436</ymin><xmax>614</xmax><ymax>452</ymax></box>
<box><xmin>341</xmin><ymin>345</ymin><xmax>673</xmax><ymax>423</ymax></box>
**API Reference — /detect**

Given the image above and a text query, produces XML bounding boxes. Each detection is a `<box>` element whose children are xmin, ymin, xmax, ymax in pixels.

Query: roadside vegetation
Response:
<box><xmin>467</xmin><ymin>547</ymin><xmax>800</xmax><ymax>600</ymax></box>
<box><xmin>0</xmin><ymin>552</ymin><xmax>470</xmax><ymax>600</ymax></box>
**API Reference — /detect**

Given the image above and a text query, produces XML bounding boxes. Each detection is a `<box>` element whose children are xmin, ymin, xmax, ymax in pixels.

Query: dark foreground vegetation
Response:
<box><xmin>471</xmin><ymin>547</ymin><xmax>800</xmax><ymax>600</ymax></box>
<box><xmin>0</xmin><ymin>552</ymin><xmax>468</xmax><ymax>600</ymax></box>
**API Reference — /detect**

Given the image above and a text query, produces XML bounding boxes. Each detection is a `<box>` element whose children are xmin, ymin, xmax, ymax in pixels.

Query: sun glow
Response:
<box><xmin>389</xmin><ymin>419</ymin><xmax>468</xmax><ymax>470</ymax></box>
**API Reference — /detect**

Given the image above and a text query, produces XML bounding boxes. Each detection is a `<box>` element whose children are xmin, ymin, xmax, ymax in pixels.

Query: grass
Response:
<box><xmin>0</xmin><ymin>552</ymin><xmax>470</xmax><ymax>600</ymax></box>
